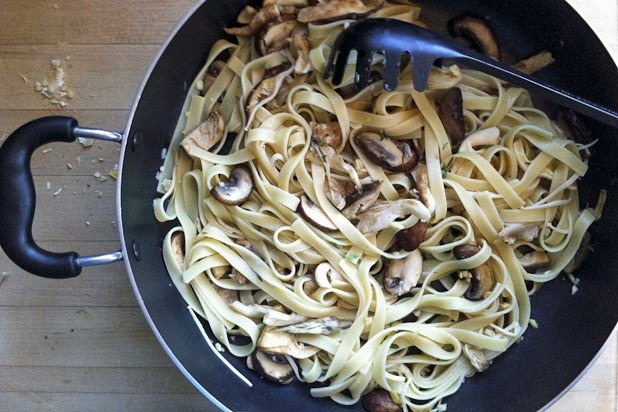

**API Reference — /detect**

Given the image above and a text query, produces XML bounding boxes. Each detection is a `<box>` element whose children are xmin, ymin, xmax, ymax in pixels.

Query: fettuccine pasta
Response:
<box><xmin>154</xmin><ymin>1</ymin><xmax>604</xmax><ymax>410</ymax></box>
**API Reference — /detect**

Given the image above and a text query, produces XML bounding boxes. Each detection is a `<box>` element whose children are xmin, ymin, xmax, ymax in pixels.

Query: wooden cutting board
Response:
<box><xmin>0</xmin><ymin>0</ymin><xmax>616</xmax><ymax>410</ymax></box>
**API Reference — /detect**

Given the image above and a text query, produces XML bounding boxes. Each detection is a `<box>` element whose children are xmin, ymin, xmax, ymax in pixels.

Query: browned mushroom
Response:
<box><xmin>438</xmin><ymin>87</ymin><xmax>465</xmax><ymax>145</ymax></box>
<box><xmin>297</xmin><ymin>195</ymin><xmax>338</xmax><ymax>232</ymax></box>
<box><xmin>255</xmin><ymin>17</ymin><xmax>298</xmax><ymax>56</ymax></box>
<box><xmin>211</xmin><ymin>164</ymin><xmax>254</xmax><ymax>205</ymax></box>
<box><xmin>181</xmin><ymin>110</ymin><xmax>225</xmax><ymax>153</ymax></box>
<box><xmin>201</xmin><ymin>60</ymin><xmax>226</xmax><ymax>96</ymax></box>
<box><xmin>384</xmin><ymin>249</ymin><xmax>423</xmax><ymax>296</ymax></box>
<box><xmin>448</xmin><ymin>14</ymin><xmax>501</xmax><ymax>61</ymax></box>
<box><xmin>517</xmin><ymin>250</ymin><xmax>551</xmax><ymax>272</ymax></box>
<box><xmin>396</xmin><ymin>221</ymin><xmax>428</xmax><ymax>252</ymax></box>
<box><xmin>292</xmin><ymin>32</ymin><xmax>311</xmax><ymax>74</ymax></box>
<box><xmin>342</xmin><ymin>181</ymin><xmax>382</xmax><ymax>219</ymax></box>
<box><xmin>362</xmin><ymin>388</ymin><xmax>402</xmax><ymax>412</ymax></box>
<box><xmin>236</xmin><ymin>5</ymin><xmax>258</xmax><ymax>25</ymax></box>
<box><xmin>355</xmin><ymin>132</ymin><xmax>418</xmax><ymax>173</ymax></box>
<box><xmin>312</xmin><ymin>121</ymin><xmax>343</xmax><ymax>149</ymax></box>
<box><xmin>247</xmin><ymin>349</ymin><xmax>295</xmax><ymax>384</ymax></box>
<box><xmin>453</xmin><ymin>243</ymin><xmax>495</xmax><ymax>301</ymax></box>
<box><xmin>244</xmin><ymin>62</ymin><xmax>294</xmax><ymax>128</ymax></box>
<box><xmin>225</xmin><ymin>4</ymin><xmax>282</xmax><ymax>37</ymax></box>
<box><xmin>297</xmin><ymin>0</ymin><xmax>384</xmax><ymax>23</ymax></box>
<box><xmin>557</xmin><ymin>107</ymin><xmax>593</xmax><ymax>145</ymax></box>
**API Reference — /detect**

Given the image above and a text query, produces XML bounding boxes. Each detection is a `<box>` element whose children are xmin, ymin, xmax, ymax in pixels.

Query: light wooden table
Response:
<box><xmin>0</xmin><ymin>1</ymin><xmax>616</xmax><ymax>410</ymax></box>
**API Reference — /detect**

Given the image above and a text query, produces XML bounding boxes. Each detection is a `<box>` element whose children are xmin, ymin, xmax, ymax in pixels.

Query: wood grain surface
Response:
<box><xmin>0</xmin><ymin>1</ymin><xmax>616</xmax><ymax>411</ymax></box>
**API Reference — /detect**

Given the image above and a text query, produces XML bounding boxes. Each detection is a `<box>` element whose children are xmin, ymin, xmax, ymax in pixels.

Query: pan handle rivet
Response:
<box><xmin>131</xmin><ymin>239</ymin><xmax>142</xmax><ymax>261</ymax></box>
<box><xmin>132</xmin><ymin>132</ymin><xmax>144</xmax><ymax>152</ymax></box>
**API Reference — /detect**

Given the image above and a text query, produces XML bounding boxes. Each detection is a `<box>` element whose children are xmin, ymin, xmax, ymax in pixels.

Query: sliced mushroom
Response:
<box><xmin>438</xmin><ymin>87</ymin><xmax>465</xmax><ymax>145</ymax></box>
<box><xmin>211</xmin><ymin>163</ymin><xmax>254</xmax><ymax>205</ymax></box>
<box><xmin>255</xmin><ymin>18</ymin><xmax>298</xmax><ymax>56</ymax></box>
<box><xmin>247</xmin><ymin>349</ymin><xmax>295</xmax><ymax>384</ymax></box>
<box><xmin>448</xmin><ymin>14</ymin><xmax>501</xmax><ymax>61</ymax></box>
<box><xmin>342</xmin><ymin>180</ymin><xmax>382</xmax><ymax>219</ymax></box>
<box><xmin>258</xmin><ymin>326</ymin><xmax>320</xmax><ymax>358</ymax></box>
<box><xmin>215</xmin><ymin>286</ymin><xmax>239</xmax><ymax>305</ymax></box>
<box><xmin>356</xmin><ymin>200</ymin><xmax>410</xmax><ymax>234</ymax></box>
<box><xmin>171</xmin><ymin>232</ymin><xmax>185</xmax><ymax>269</ymax></box>
<box><xmin>356</xmin><ymin>132</ymin><xmax>419</xmax><ymax>173</ymax></box>
<box><xmin>462</xmin><ymin>344</ymin><xmax>491</xmax><ymax>373</ymax></box>
<box><xmin>244</xmin><ymin>62</ymin><xmax>294</xmax><ymax>128</ymax></box>
<box><xmin>236</xmin><ymin>5</ymin><xmax>258</xmax><ymax>25</ymax></box>
<box><xmin>384</xmin><ymin>249</ymin><xmax>423</xmax><ymax>296</ymax></box>
<box><xmin>292</xmin><ymin>32</ymin><xmax>311</xmax><ymax>74</ymax></box>
<box><xmin>557</xmin><ymin>107</ymin><xmax>593</xmax><ymax>145</ymax></box>
<box><xmin>298</xmin><ymin>195</ymin><xmax>338</xmax><ymax>231</ymax></box>
<box><xmin>415</xmin><ymin>163</ymin><xmax>435</xmax><ymax>214</ymax></box>
<box><xmin>453</xmin><ymin>244</ymin><xmax>496</xmax><ymax>301</ymax></box>
<box><xmin>181</xmin><ymin>109</ymin><xmax>225</xmax><ymax>153</ymax></box>
<box><xmin>498</xmin><ymin>222</ymin><xmax>541</xmax><ymax>245</ymax></box>
<box><xmin>278</xmin><ymin>316</ymin><xmax>352</xmax><ymax>334</ymax></box>
<box><xmin>362</xmin><ymin>389</ymin><xmax>402</xmax><ymax>412</ymax></box>
<box><xmin>225</xmin><ymin>4</ymin><xmax>281</xmax><ymax>37</ymax></box>
<box><xmin>297</xmin><ymin>0</ymin><xmax>383</xmax><ymax>23</ymax></box>
<box><xmin>326</xmin><ymin>175</ymin><xmax>353</xmax><ymax>210</ymax></box>
<box><xmin>201</xmin><ymin>60</ymin><xmax>226</xmax><ymax>96</ymax></box>
<box><xmin>396</xmin><ymin>221</ymin><xmax>428</xmax><ymax>252</ymax></box>
<box><xmin>517</xmin><ymin>250</ymin><xmax>551</xmax><ymax>272</ymax></box>
<box><xmin>312</xmin><ymin>121</ymin><xmax>343</xmax><ymax>149</ymax></box>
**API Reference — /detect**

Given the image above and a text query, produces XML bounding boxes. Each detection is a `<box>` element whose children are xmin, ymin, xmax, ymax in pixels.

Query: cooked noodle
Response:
<box><xmin>154</xmin><ymin>1</ymin><xmax>604</xmax><ymax>410</ymax></box>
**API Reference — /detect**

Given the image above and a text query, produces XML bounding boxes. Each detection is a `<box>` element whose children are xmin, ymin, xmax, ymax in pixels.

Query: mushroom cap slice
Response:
<box><xmin>453</xmin><ymin>244</ymin><xmax>496</xmax><ymax>301</ymax></box>
<box><xmin>384</xmin><ymin>249</ymin><xmax>423</xmax><ymax>296</ymax></box>
<box><xmin>297</xmin><ymin>0</ymin><xmax>384</xmax><ymax>23</ymax></box>
<box><xmin>362</xmin><ymin>388</ymin><xmax>402</xmax><ymax>412</ymax></box>
<box><xmin>356</xmin><ymin>132</ymin><xmax>418</xmax><ymax>173</ymax></box>
<box><xmin>396</xmin><ymin>221</ymin><xmax>428</xmax><ymax>252</ymax></box>
<box><xmin>438</xmin><ymin>87</ymin><xmax>465</xmax><ymax>145</ymax></box>
<box><xmin>247</xmin><ymin>350</ymin><xmax>295</xmax><ymax>384</ymax></box>
<box><xmin>298</xmin><ymin>195</ymin><xmax>338</xmax><ymax>232</ymax></box>
<box><xmin>210</xmin><ymin>164</ymin><xmax>254</xmax><ymax>206</ymax></box>
<box><xmin>448</xmin><ymin>13</ymin><xmax>501</xmax><ymax>61</ymax></box>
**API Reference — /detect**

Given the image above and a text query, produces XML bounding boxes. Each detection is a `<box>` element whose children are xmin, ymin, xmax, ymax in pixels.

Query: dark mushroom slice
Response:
<box><xmin>557</xmin><ymin>107</ymin><xmax>593</xmax><ymax>145</ymax></box>
<box><xmin>453</xmin><ymin>243</ymin><xmax>496</xmax><ymax>301</ymax></box>
<box><xmin>211</xmin><ymin>164</ymin><xmax>254</xmax><ymax>206</ymax></box>
<box><xmin>396</xmin><ymin>221</ymin><xmax>428</xmax><ymax>252</ymax></box>
<box><xmin>342</xmin><ymin>180</ymin><xmax>382</xmax><ymax>219</ymax></box>
<box><xmin>355</xmin><ymin>132</ymin><xmax>418</xmax><ymax>173</ymax></box>
<box><xmin>362</xmin><ymin>388</ymin><xmax>402</xmax><ymax>412</ymax></box>
<box><xmin>448</xmin><ymin>14</ymin><xmax>501</xmax><ymax>61</ymax></box>
<box><xmin>297</xmin><ymin>0</ymin><xmax>383</xmax><ymax>24</ymax></box>
<box><xmin>565</xmin><ymin>231</ymin><xmax>592</xmax><ymax>273</ymax></box>
<box><xmin>297</xmin><ymin>195</ymin><xmax>338</xmax><ymax>232</ymax></box>
<box><xmin>438</xmin><ymin>87</ymin><xmax>465</xmax><ymax>145</ymax></box>
<box><xmin>247</xmin><ymin>349</ymin><xmax>295</xmax><ymax>384</ymax></box>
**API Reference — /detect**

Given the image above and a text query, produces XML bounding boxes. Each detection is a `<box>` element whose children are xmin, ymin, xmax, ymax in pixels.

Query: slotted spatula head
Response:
<box><xmin>324</xmin><ymin>18</ymin><xmax>461</xmax><ymax>92</ymax></box>
<box><xmin>324</xmin><ymin>18</ymin><xmax>618</xmax><ymax>128</ymax></box>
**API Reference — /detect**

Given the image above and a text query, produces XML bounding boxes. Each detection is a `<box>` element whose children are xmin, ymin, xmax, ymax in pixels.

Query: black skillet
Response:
<box><xmin>0</xmin><ymin>0</ymin><xmax>616</xmax><ymax>410</ymax></box>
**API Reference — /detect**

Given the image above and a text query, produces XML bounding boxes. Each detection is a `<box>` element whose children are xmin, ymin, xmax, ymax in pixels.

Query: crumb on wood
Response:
<box><xmin>34</xmin><ymin>58</ymin><xmax>75</xmax><ymax>108</ymax></box>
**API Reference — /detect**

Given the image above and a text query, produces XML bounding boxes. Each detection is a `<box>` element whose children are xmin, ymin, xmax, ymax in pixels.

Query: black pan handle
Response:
<box><xmin>0</xmin><ymin>116</ymin><xmax>123</xmax><ymax>278</ymax></box>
